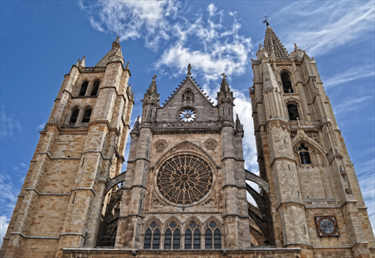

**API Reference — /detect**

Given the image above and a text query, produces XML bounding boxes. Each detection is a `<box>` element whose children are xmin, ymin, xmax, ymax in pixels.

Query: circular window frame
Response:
<box><xmin>154</xmin><ymin>151</ymin><xmax>216</xmax><ymax>208</ymax></box>
<box><xmin>176</xmin><ymin>107</ymin><xmax>199</xmax><ymax>122</ymax></box>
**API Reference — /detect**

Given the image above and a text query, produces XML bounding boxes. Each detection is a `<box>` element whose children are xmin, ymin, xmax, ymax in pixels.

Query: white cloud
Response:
<box><xmin>324</xmin><ymin>65</ymin><xmax>375</xmax><ymax>88</ymax></box>
<box><xmin>207</xmin><ymin>3</ymin><xmax>217</xmax><ymax>16</ymax></box>
<box><xmin>1</xmin><ymin>109</ymin><xmax>22</xmax><ymax>139</ymax></box>
<box><xmin>36</xmin><ymin>122</ymin><xmax>46</xmax><ymax>131</ymax></box>
<box><xmin>155</xmin><ymin>7</ymin><xmax>252</xmax><ymax>82</ymax></box>
<box><xmin>0</xmin><ymin>173</ymin><xmax>19</xmax><ymax>218</ymax></box>
<box><xmin>277</xmin><ymin>1</ymin><xmax>374</xmax><ymax>56</ymax></box>
<box><xmin>334</xmin><ymin>96</ymin><xmax>372</xmax><ymax>114</ymax></box>
<box><xmin>81</xmin><ymin>0</ymin><xmax>180</xmax><ymax>50</ymax></box>
<box><xmin>0</xmin><ymin>215</ymin><xmax>10</xmax><ymax>247</ymax></box>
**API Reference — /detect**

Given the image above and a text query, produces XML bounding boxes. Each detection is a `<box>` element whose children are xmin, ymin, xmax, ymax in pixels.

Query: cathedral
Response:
<box><xmin>1</xmin><ymin>24</ymin><xmax>374</xmax><ymax>258</ymax></box>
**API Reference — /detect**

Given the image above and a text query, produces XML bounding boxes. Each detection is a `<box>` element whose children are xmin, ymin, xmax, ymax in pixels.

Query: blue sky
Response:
<box><xmin>1</xmin><ymin>0</ymin><xmax>374</xmax><ymax>245</ymax></box>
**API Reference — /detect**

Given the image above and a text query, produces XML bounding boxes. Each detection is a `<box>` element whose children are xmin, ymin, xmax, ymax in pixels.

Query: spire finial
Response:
<box><xmin>262</xmin><ymin>14</ymin><xmax>269</xmax><ymax>27</ymax></box>
<box><xmin>152</xmin><ymin>75</ymin><xmax>157</xmax><ymax>81</ymax></box>
<box><xmin>221</xmin><ymin>73</ymin><xmax>227</xmax><ymax>79</ymax></box>
<box><xmin>187</xmin><ymin>64</ymin><xmax>192</xmax><ymax>77</ymax></box>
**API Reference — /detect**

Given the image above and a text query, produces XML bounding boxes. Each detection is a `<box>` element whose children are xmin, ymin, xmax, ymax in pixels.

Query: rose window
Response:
<box><xmin>178</xmin><ymin>108</ymin><xmax>196</xmax><ymax>122</ymax></box>
<box><xmin>157</xmin><ymin>154</ymin><xmax>213</xmax><ymax>205</ymax></box>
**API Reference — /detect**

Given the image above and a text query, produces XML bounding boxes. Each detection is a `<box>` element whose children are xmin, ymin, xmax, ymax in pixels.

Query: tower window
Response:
<box><xmin>299</xmin><ymin>144</ymin><xmax>312</xmax><ymax>164</ymax></box>
<box><xmin>91</xmin><ymin>80</ymin><xmax>100</xmax><ymax>96</ymax></box>
<box><xmin>70</xmin><ymin>109</ymin><xmax>79</xmax><ymax>125</ymax></box>
<box><xmin>79</xmin><ymin>81</ymin><xmax>89</xmax><ymax>96</ymax></box>
<box><xmin>82</xmin><ymin>109</ymin><xmax>92</xmax><ymax>123</ymax></box>
<box><xmin>281</xmin><ymin>71</ymin><xmax>293</xmax><ymax>93</ymax></box>
<box><xmin>287</xmin><ymin>104</ymin><xmax>299</xmax><ymax>120</ymax></box>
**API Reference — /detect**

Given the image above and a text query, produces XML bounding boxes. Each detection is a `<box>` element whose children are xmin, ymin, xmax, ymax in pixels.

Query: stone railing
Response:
<box><xmin>290</xmin><ymin>119</ymin><xmax>320</xmax><ymax>128</ymax></box>
<box><xmin>152</xmin><ymin>121</ymin><xmax>222</xmax><ymax>134</ymax></box>
<box><xmin>79</xmin><ymin>67</ymin><xmax>106</xmax><ymax>73</ymax></box>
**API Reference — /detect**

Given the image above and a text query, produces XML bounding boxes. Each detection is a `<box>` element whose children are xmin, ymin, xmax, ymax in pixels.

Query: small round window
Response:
<box><xmin>178</xmin><ymin>108</ymin><xmax>196</xmax><ymax>122</ymax></box>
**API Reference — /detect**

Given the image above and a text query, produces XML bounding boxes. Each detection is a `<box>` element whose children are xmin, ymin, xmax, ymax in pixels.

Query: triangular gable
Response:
<box><xmin>161</xmin><ymin>76</ymin><xmax>214</xmax><ymax>108</ymax></box>
<box><xmin>95</xmin><ymin>48</ymin><xmax>124</xmax><ymax>67</ymax></box>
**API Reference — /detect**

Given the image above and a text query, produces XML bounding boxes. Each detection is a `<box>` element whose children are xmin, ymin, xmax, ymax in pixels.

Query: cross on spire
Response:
<box><xmin>221</xmin><ymin>73</ymin><xmax>227</xmax><ymax>79</ymax></box>
<box><xmin>152</xmin><ymin>75</ymin><xmax>157</xmax><ymax>81</ymax></box>
<box><xmin>187</xmin><ymin>64</ymin><xmax>192</xmax><ymax>76</ymax></box>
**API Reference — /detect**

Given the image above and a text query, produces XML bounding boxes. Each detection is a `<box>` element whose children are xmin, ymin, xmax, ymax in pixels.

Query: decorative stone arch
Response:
<box><xmin>292</xmin><ymin>131</ymin><xmax>328</xmax><ymax>167</ymax></box>
<box><xmin>278</xmin><ymin>68</ymin><xmax>295</xmax><ymax>93</ymax></box>
<box><xmin>154</xmin><ymin>140</ymin><xmax>220</xmax><ymax>169</ymax></box>
<box><xmin>74</xmin><ymin>78</ymin><xmax>90</xmax><ymax>97</ymax></box>
<box><xmin>163</xmin><ymin>215</ymin><xmax>183</xmax><ymax>232</ymax></box>
<box><xmin>105</xmin><ymin>171</ymin><xmax>126</xmax><ymax>193</ymax></box>
<box><xmin>141</xmin><ymin>216</ymin><xmax>163</xmax><ymax>249</ymax></box>
<box><xmin>285</xmin><ymin>99</ymin><xmax>304</xmax><ymax>120</ymax></box>
<box><xmin>64</xmin><ymin>104</ymin><xmax>82</xmax><ymax>126</ymax></box>
<box><xmin>183</xmin><ymin>215</ymin><xmax>204</xmax><ymax>232</ymax></box>
<box><xmin>202</xmin><ymin>215</ymin><xmax>224</xmax><ymax>249</ymax></box>
<box><xmin>162</xmin><ymin>216</ymin><xmax>183</xmax><ymax>250</ymax></box>
<box><xmin>245</xmin><ymin>170</ymin><xmax>270</xmax><ymax>195</ymax></box>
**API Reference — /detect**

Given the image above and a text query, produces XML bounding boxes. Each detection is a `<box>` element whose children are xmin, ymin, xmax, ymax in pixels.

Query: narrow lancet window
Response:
<box><xmin>287</xmin><ymin>104</ymin><xmax>299</xmax><ymax>120</ymax></box>
<box><xmin>153</xmin><ymin>229</ymin><xmax>160</xmax><ymax>249</ymax></box>
<box><xmin>144</xmin><ymin>229</ymin><xmax>152</xmax><ymax>249</ymax></box>
<box><xmin>205</xmin><ymin>229</ymin><xmax>212</xmax><ymax>249</ymax></box>
<box><xmin>82</xmin><ymin>109</ymin><xmax>92</xmax><ymax>123</ymax></box>
<box><xmin>281</xmin><ymin>71</ymin><xmax>293</xmax><ymax>93</ymax></box>
<box><xmin>173</xmin><ymin>229</ymin><xmax>180</xmax><ymax>249</ymax></box>
<box><xmin>79</xmin><ymin>81</ymin><xmax>88</xmax><ymax>96</ymax></box>
<box><xmin>70</xmin><ymin>109</ymin><xmax>79</xmax><ymax>125</ymax></box>
<box><xmin>299</xmin><ymin>144</ymin><xmax>312</xmax><ymax>164</ymax></box>
<box><xmin>164</xmin><ymin>229</ymin><xmax>172</xmax><ymax>249</ymax></box>
<box><xmin>214</xmin><ymin>229</ymin><xmax>221</xmax><ymax>249</ymax></box>
<box><xmin>193</xmin><ymin>229</ymin><xmax>200</xmax><ymax>249</ymax></box>
<box><xmin>185</xmin><ymin>229</ymin><xmax>192</xmax><ymax>249</ymax></box>
<box><xmin>91</xmin><ymin>80</ymin><xmax>100</xmax><ymax>96</ymax></box>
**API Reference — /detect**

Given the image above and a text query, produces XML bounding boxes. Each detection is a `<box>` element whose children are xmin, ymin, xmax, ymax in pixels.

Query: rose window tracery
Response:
<box><xmin>178</xmin><ymin>108</ymin><xmax>197</xmax><ymax>122</ymax></box>
<box><xmin>157</xmin><ymin>154</ymin><xmax>213</xmax><ymax>205</ymax></box>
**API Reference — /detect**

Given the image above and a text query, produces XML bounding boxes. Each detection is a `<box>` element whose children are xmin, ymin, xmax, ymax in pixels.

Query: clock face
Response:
<box><xmin>320</xmin><ymin>219</ymin><xmax>335</xmax><ymax>234</ymax></box>
<box><xmin>315</xmin><ymin>216</ymin><xmax>339</xmax><ymax>237</ymax></box>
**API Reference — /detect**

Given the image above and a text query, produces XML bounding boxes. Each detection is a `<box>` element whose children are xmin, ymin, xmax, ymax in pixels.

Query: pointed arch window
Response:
<box><xmin>82</xmin><ymin>109</ymin><xmax>92</xmax><ymax>123</ymax></box>
<box><xmin>205</xmin><ymin>220</ymin><xmax>221</xmax><ymax>249</ymax></box>
<box><xmin>70</xmin><ymin>109</ymin><xmax>80</xmax><ymax>125</ymax></box>
<box><xmin>185</xmin><ymin>220</ymin><xmax>200</xmax><ymax>249</ymax></box>
<box><xmin>143</xmin><ymin>221</ymin><xmax>160</xmax><ymax>249</ymax></box>
<box><xmin>299</xmin><ymin>143</ymin><xmax>311</xmax><ymax>164</ymax></box>
<box><xmin>287</xmin><ymin>104</ymin><xmax>299</xmax><ymax>120</ymax></box>
<box><xmin>164</xmin><ymin>221</ymin><xmax>180</xmax><ymax>249</ymax></box>
<box><xmin>281</xmin><ymin>71</ymin><xmax>293</xmax><ymax>93</ymax></box>
<box><xmin>79</xmin><ymin>81</ymin><xmax>89</xmax><ymax>96</ymax></box>
<box><xmin>91</xmin><ymin>80</ymin><xmax>100</xmax><ymax>96</ymax></box>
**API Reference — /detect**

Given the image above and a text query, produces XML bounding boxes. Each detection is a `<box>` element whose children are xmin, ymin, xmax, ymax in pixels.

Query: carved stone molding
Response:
<box><xmin>265</xmin><ymin>120</ymin><xmax>290</xmax><ymax>133</ymax></box>
<box><xmin>204</xmin><ymin>139</ymin><xmax>218</xmax><ymax>150</ymax></box>
<box><xmin>151</xmin><ymin>121</ymin><xmax>222</xmax><ymax>135</ymax></box>
<box><xmin>154</xmin><ymin>139</ymin><xmax>168</xmax><ymax>152</ymax></box>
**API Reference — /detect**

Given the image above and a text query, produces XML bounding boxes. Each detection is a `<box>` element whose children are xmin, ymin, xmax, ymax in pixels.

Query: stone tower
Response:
<box><xmin>0</xmin><ymin>38</ymin><xmax>134</xmax><ymax>258</ymax></box>
<box><xmin>249</xmin><ymin>24</ymin><xmax>375</xmax><ymax>257</ymax></box>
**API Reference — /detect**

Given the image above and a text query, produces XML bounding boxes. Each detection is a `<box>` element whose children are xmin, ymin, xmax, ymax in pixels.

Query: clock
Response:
<box><xmin>315</xmin><ymin>216</ymin><xmax>339</xmax><ymax>237</ymax></box>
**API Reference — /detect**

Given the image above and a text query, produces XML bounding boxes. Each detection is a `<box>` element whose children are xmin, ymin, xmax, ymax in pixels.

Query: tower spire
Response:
<box><xmin>263</xmin><ymin>25</ymin><xmax>289</xmax><ymax>61</ymax></box>
<box><xmin>220</xmin><ymin>73</ymin><xmax>230</xmax><ymax>93</ymax></box>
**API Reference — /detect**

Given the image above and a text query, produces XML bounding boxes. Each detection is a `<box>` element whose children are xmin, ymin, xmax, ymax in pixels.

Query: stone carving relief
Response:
<box><xmin>204</xmin><ymin>139</ymin><xmax>218</xmax><ymax>150</ymax></box>
<box><xmin>152</xmin><ymin>193</ymin><xmax>167</xmax><ymax>207</ymax></box>
<box><xmin>154</xmin><ymin>139</ymin><xmax>168</xmax><ymax>152</ymax></box>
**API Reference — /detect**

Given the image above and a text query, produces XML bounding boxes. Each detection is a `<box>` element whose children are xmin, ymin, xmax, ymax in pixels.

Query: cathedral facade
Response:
<box><xmin>1</xmin><ymin>26</ymin><xmax>374</xmax><ymax>258</ymax></box>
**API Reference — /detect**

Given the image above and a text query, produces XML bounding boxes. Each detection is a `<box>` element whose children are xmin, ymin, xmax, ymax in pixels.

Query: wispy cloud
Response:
<box><xmin>80</xmin><ymin>0</ymin><xmax>180</xmax><ymax>50</ymax></box>
<box><xmin>334</xmin><ymin>96</ymin><xmax>372</xmax><ymax>114</ymax></box>
<box><xmin>1</xmin><ymin>108</ymin><xmax>22</xmax><ymax>139</ymax></box>
<box><xmin>0</xmin><ymin>173</ymin><xmax>19</xmax><ymax>218</ymax></box>
<box><xmin>324</xmin><ymin>65</ymin><xmax>375</xmax><ymax>88</ymax></box>
<box><xmin>276</xmin><ymin>1</ymin><xmax>374</xmax><ymax>56</ymax></box>
<box><xmin>155</xmin><ymin>4</ymin><xmax>252</xmax><ymax>82</ymax></box>
<box><xmin>0</xmin><ymin>215</ymin><xmax>10</xmax><ymax>246</ymax></box>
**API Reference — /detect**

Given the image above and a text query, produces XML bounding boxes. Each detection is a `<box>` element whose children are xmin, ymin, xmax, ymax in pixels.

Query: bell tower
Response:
<box><xmin>0</xmin><ymin>38</ymin><xmax>134</xmax><ymax>258</ymax></box>
<box><xmin>250</xmin><ymin>24</ymin><xmax>375</xmax><ymax>257</ymax></box>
